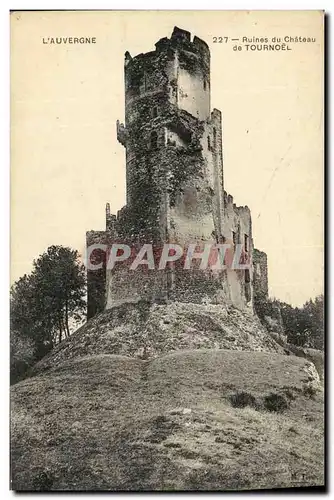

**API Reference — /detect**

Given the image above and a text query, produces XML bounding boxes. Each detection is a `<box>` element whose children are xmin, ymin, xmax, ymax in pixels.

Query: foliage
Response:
<box><xmin>32</xmin><ymin>471</ymin><xmax>55</xmax><ymax>491</ymax></box>
<box><xmin>10</xmin><ymin>246</ymin><xmax>86</xmax><ymax>380</ymax></box>
<box><xmin>32</xmin><ymin>246</ymin><xmax>86</xmax><ymax>342</ymax></box>
<box><xmin>263</xmin><ymin>393</ymin><xmax>289</xmax><ymax>412</ymax></box>
<box><xmin>229</xmin><ymin>391</ymin><xmax>257</xmax><ymax>409</ymax></box>
<box><xmin>10</xmin><ymin>330</ymin><xmax>35</xmax><ymax>384</ymax></box>
<box><xmin>254</xmin><ymin>293</ymin><xmax>324</xmax><ymax>350</ymax></box>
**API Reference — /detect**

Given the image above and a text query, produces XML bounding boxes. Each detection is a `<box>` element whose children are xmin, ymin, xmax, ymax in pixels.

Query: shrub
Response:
<box><xmin>10</xmin><ymin>331</ymin><xmax>35</xmax><ymax>384</ymax></box>
<box><xmin>32</xmin><ymin>470</ymin><xmax>54</xmax><ymax>491</ymax></box>
<box><xmin>263</xmin><ymin>393</ymin><xmax>289</xmax><ymax>412</ymax></box>
<box><xmin>229</xmin><ymin>391</ymin><xmax>257</xmax><ymax>409</ymax></box>
<box><xmin>283</xmin><ymin>388</ymin><xmax>297</xmax><ymax>400</ymax></box>
<box><xmin>303</xmin><ymin>384</ymin><xmax>318</xmax><ymax>399</ymax></box>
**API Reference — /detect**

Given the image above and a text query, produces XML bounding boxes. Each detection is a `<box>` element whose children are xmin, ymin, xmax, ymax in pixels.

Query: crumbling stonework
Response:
<box><xmin>86</xmin><ymin>27</ymin><xmax>268</xmax><ymax>318</ymax></box>
<box><xmin>253</xmin><ymin>248</ymin><xmax>269</xmax><ymax>300</ymax></box>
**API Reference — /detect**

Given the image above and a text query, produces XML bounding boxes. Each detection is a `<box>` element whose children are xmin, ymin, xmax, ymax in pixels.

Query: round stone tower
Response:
<box><xmin>116</xmin><ymin>26</ymin><xmax>213</xmax><ymax>242</ymax></box>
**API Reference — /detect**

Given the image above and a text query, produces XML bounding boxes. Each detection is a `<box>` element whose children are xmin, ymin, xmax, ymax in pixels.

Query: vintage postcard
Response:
<box><xmin>10</xmin><ymin>10</ymin><xmax>324</xmax><ymax>491</ymax></box>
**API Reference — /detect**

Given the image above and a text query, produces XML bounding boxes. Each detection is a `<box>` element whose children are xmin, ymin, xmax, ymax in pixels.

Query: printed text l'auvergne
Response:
<box><xmin>42</xmin><ymin>37</ymin><xmax>96</xmax><ymax>44</ymax></box>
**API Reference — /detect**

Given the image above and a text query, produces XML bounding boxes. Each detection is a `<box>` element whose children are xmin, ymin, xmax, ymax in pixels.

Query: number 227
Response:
<box><xmin>213</xmin><ymin>36</ymin><xmax>228</xmax><ymax>43</ymax></box>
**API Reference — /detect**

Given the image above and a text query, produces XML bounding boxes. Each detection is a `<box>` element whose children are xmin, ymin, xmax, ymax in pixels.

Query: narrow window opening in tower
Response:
<box><xmin>245</xmin><ymin>269</ymin><xmax>251</xmax><ymax>283</ymax></box>
<box><xmin>244</xmin><ymin>234</ymin><xmax>249</xmax><ymax>252</ymax></box>
<box><xmin>207</xmin><ymin>136</ymin><xmax>211</xmax><ymax>150</ymax></box>
<box><xmin>232</xmin><ymin>230</ymin><xmax>237</xmax><ymax>247</ymax></box>
<box><xmin>213</xmin><ymin>127</ymin><xmax>217</xmax><ymax>148</ymax></box>
<box><xmin>152</xmin><ymin>106</ymin><xmax>158</xmax><ymax>119</ymax></box>
<box><xmin>150</xmin><ymin>131</ymin><xmax>158</xmax><ymax>150</ymax></box>
<box><xmin>203</xmin><ymin>78</ymin><xmax>207</xmax><ymax>90</ymax></box>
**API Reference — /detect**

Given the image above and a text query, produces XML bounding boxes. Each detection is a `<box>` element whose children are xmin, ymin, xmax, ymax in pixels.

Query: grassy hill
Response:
<box><xmin>31</xmin><ymin>302</ymin><xmax>285</xmax><ymax>375</ymax></box>
<box><xmin>11</xmin><ymin>347</ymin><xmax>324</xmax><ymax>491</ymax></box>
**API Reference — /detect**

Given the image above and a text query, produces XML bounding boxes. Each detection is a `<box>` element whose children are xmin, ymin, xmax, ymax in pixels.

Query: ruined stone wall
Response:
<box><xmin>86</xmin><ymin>230</ymin><xmax>108</xmax><ymax>319</ymax></box>
<box><xmin>253</xmin><ymin>248</ymin><xmax>269</xmax><ymax>299</ymax></box>
<box><xmin>200</xmin><ymin>108</ymin><xmax>225</xmax><ymax>239</ymax></box>
<box><xmin>175</xmin><ymin>36</ymin><xmax>210</xmax><ymax>120</ymax></box>
<box><xmin>221</xmin><ymin>194</ymin><xmax>253</xmax><ymax>308</ymax></box>
<box><xmin>104</xmin><ymin>237</ymin><xmax>170</xmax><ymax>309</ymax></box>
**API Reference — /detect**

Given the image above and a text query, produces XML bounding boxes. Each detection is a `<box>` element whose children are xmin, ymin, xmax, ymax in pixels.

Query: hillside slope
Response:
<box><xmin>32</xmin><ymin>302</ymin><xmax>284</xmax><ymax>375</ymax></box>
<box><xmin>11</xmin><ymin>349</ymin><xmax>324</xmax><ymax>491</ymax></box>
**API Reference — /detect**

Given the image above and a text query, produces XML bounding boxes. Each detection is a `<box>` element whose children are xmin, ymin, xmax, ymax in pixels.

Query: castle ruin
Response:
<box><xmin>86</xmin><ymin>27</ymin><xmax>268</xmax><ymax>319</ymax></box>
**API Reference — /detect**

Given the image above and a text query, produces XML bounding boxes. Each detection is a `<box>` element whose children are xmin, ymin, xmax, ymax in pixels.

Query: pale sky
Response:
<box><xmin>11</xmin><ymin>10</ymin><xmax>324</xmax><ymax>306</ymax></box>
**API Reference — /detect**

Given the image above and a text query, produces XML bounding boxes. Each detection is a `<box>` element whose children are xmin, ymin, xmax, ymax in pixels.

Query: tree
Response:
<box><xmin>10</xmin><ymin>273</ymin><xmax>54</xmax><ymax>354</ymax></box>
<box><xmin>10</xmin><ymin>329</ymin><xmax>35</xmax><ymax>384</ymax></box>
<box><xmin>302</xmin><ymin>295</ymin><xmax>324</xmax><ymax>350</ymax></box>
<box><xmin>10</xmin><ymin>246</ymin><xmax>86</xmax><ymax>379</ymax></box>
<box><xmin>32</xmin><ymin>246</ymin><xmax>86</xmax><ymax>343</ymax></box>
<box><xmin>254</xmin><ymin>291</ymin><xmax>324</xmax><ymax>350</ymax></box>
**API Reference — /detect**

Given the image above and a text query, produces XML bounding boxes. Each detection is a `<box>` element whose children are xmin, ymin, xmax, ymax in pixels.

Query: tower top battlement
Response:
<box><xmin>124</xmin><ymin>26</ymin><xmax>210</xmax><ymax>70</ymax></box>
<box><xmin>123</xmin><ymin>26</ymin><xmax>211</xmax><ymax>123</ymax></box>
